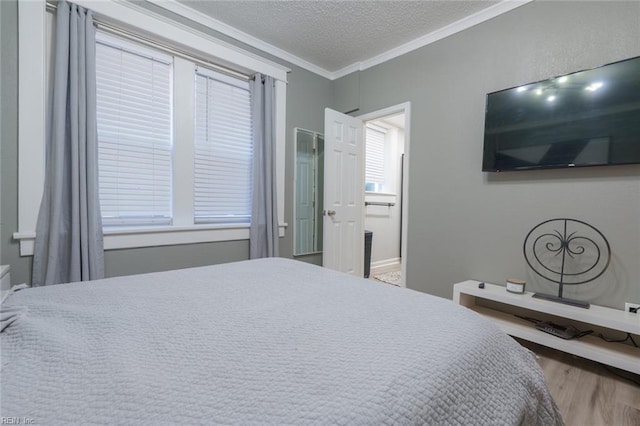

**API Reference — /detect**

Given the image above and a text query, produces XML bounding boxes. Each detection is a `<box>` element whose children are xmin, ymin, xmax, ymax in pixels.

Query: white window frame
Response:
<box><xmin>14</xmin><ymin>0</ymin><xmax>288</xmax><ymax>256</ymax></box>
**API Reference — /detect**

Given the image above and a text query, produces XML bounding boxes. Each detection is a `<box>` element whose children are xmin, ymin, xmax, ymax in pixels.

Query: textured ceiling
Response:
<box><xmin>175</xmin><ymin>1</ymin><xmax>501</xmax><ymax>73</ymax></box>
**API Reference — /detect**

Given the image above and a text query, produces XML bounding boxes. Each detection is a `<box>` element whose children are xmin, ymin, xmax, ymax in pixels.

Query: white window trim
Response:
<box><xmin>15</xmin><ymin>0</ymin><xmax>288</xmax><ymax>256</ymax></box>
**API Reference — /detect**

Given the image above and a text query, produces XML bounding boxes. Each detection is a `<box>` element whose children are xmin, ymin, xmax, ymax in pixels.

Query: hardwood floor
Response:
<box><xmin>517</xmin><ymin>339</ymin><xmax>640</xmax><ymax>426</ymax></box>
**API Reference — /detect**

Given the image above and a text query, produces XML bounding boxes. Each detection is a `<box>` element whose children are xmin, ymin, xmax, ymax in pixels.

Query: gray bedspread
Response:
<box><xmin>1</xmin><ymin>258</ymin><xmax>563</xmax><ymax>425</ymax></box>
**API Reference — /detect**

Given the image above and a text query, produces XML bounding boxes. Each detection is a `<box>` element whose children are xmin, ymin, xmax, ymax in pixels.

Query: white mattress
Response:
<box><xmin>1</xmin><ymin>258</ymin><xmax>563</xmax><ymax>425</ymax></box>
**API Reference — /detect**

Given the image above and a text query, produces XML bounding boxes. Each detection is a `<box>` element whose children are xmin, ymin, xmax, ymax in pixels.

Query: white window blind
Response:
<box><xmin>365</xmin><ymin>125</ymin><xmax>386</xmax><ymax>185</ymax></box>
<box><xmin>194</xmin><ymin>68</ymin><xmax>253</xmax><ymax>224</ymax></box>
<box><xmin>96</xmin><ymin>32</ymin><xmax>173</xmax><ymax>227</ymax></box>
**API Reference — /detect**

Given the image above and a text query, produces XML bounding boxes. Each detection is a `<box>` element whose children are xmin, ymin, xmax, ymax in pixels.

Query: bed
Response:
<box><xmin>1</xmin><ymin>258</ymin><xmax>563</xmax><ymax>425</ymax></box>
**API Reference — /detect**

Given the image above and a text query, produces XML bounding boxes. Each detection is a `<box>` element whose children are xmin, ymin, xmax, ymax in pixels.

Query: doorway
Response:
<box><xmin>309</xmin><ymin>104</ymin><xmax>410</xmax><ymax>283</ymax></box>
<box><xmin>358</xmin><ymin>103</ymin><xmax>410</xmax><ymax>287</ymax></box>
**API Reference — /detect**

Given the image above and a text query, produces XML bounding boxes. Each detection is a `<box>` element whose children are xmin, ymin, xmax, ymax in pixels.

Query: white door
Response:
<box><xmin>323</xmin><ymin>108</ymin><xmax>364</xmax><ymax>276</ymax></box>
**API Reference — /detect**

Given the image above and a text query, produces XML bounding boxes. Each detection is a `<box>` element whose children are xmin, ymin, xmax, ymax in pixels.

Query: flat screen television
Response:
<box><xmin>482</xmin><ymin>56</ymin><xmax>640</xmax><ymax>172</ymax></box>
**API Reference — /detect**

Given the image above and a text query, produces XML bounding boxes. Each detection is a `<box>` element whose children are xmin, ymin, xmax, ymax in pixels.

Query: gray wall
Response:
<box><xmin>337</xmin><ymin>1</ymin><xmax>640</xmax><ymax>308</ymax></box>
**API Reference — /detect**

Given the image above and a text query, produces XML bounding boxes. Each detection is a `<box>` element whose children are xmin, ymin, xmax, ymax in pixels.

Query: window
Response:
<box><xmin>96</xmin><ymin>33</ymin><xmax>173</xmax><ymax>227</ymax></box>
<box><xmin>194</xmin><ymin>68</ymin><xmax>253</xmax><ymax>224</ymax></box>
<box><xmin>16</xmin><ymin>0</ymin><xmax>288</xmax><ymax>255</ymax></box>
<box><xmin>365</xmin><ymin>124</ymin><xmax>387</xmax><ymax>192</ymax></box>
<box><xmin>96</xmin><ymin>32</ymin><xmax>255</xmax><ymax>228</ymax></box>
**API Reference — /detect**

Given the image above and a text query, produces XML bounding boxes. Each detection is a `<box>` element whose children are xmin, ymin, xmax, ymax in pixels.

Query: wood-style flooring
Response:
<box><xmin>517</xmin><ymin>340</ymin><xmax>640</xmax><ymax>426</ymax></box>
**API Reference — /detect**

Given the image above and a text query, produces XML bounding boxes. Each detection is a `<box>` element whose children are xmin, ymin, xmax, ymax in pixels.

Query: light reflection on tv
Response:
<box><xmin>483</xmin><ymin>56</ymin><xmax>640</xmax><ymax>171</ymax></box>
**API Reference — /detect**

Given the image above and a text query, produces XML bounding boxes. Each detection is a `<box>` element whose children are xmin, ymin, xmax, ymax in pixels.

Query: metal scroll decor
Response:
<box><xmin>523</xmin><ymin>218</ymin><xmax>611</xmax><ymax>309</ymax></box>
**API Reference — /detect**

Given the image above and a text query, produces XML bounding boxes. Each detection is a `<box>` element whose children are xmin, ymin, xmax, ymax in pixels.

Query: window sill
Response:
<box><xmin>364</xmin><ymin>193</ymin><xmax>397</xmax><ymax>203</ymax></box>
<box><xmin>13</xmin><ymin>223</ymin><xmax>288</xmax><ymax>256</ymax></box>
<box><xmin>365</xmin><ymin>191</ymin><xmax>397</xmax><ymax>197</ymax></box>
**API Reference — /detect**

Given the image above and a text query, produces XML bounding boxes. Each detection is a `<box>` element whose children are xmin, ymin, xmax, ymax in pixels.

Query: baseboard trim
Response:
<box><xmin>370</xmin><ymin>258</ymin><xmax>401</xmax><ymax>275</ymax></box>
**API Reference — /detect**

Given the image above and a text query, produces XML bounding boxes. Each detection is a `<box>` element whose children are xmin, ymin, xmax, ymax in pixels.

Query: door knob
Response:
<box><xmin>323</xmin><ymin>210</ymin><xmax>336</xmax><ymax>217</ymax></box>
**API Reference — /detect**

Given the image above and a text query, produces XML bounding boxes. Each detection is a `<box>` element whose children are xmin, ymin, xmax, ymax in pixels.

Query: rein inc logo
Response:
<box><xmin>1</xmin><ymin>418</ymin><xmax>35</xmax><ymax>425</ymax></box>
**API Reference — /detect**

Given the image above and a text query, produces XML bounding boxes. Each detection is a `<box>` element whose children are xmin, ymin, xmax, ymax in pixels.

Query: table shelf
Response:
<box><xmin>453</xmin><ymin>280</ymin><xmax>640</xmax><ymax>374</ymax></box>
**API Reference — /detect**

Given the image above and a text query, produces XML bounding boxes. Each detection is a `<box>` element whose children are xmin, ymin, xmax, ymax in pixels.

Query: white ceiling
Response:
<box><xmin>161</xmin><ymin>0</ymin><xmax>530</xmax><ymax>79</ymax></box>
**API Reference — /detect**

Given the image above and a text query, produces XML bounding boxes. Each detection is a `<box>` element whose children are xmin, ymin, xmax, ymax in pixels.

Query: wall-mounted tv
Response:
<box><xmin>483</xmin><ymin>56</ymin><xmax>640</xmax><ymax>172</ymax></box>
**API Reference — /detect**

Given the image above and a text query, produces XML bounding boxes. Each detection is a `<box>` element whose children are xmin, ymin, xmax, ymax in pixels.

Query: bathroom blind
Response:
<box><xmin>365</xmin><ymin>125</ymin><xmax>386</xmax><ymax>185</ymax></box>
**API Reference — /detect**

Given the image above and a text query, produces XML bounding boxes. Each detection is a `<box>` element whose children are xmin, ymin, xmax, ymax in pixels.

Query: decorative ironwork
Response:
<box><xmin>523</xmin><ymin>218</ymin><xmax>611</xmax><ymax>309</ymax></box>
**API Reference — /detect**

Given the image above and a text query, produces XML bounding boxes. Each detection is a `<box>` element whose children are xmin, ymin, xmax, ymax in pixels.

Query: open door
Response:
<box><xmin>322</xmin><ymin>108</ymin><xmax>364</xmax><ymax>276</ymax></box>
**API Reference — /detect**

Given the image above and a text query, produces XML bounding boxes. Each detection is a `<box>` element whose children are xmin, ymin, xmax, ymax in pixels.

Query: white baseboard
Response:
<box><xmin>370</xmin><ymin>258</ymin><xmax>401</xmax><ymax>275</ymax></box>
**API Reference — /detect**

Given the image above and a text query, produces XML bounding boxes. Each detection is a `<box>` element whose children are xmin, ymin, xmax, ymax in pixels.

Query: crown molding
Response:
<box><xmin>329</xmin><ymin>62</ymin><xmax>362</xmax><ymax>81</ymax></box>
<box><xmin>145</xmin><ymin>0</ymin><xmax>532</xmax><ymax>81</ymax></box>
<box><xmin>331</xmin><ymin>0</ymin><xmax>533</xmax><ymax>80</ymax></box>
<box><xmin>145</xmin><ymin>0</ymin><xmax>334</xmax><ymax>79</ymax></box>
<box><xmin>104</xmin><ymin>0</ymin><xmax>289</xmax><ymax>80</ymax></box>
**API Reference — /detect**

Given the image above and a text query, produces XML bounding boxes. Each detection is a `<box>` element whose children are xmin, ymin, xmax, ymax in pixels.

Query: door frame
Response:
<box><xmin>357</xmin><ymin>102</ymin><xmax>411</xmax><ymax>287</ymax></box>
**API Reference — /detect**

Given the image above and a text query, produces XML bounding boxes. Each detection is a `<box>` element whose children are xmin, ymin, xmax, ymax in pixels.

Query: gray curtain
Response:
<box><xmin>32</xmin><ymin>0</ymin><xmax>104</xmax><ymax>285</ymax></box>
<box><xmin>249</xmin><ymin>73</ymin><xmax>279</xmax><ymax>258</ymax></box>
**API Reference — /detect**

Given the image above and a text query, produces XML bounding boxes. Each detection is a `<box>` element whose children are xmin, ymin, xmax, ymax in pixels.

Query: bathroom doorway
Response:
<box><xmin>359</xmin><ymin>103</ymin><xmax>410</xmax><ymax>287</ymax></box>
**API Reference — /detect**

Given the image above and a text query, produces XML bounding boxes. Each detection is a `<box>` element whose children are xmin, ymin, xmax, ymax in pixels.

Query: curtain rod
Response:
<box><xmin>45</xmin><ymin>0</ymin><xmax>251</xmax><ymax>82</ymax></box>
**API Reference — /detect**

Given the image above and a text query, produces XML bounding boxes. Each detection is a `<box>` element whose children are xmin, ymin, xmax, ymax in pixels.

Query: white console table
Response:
<box><xmin>453</xmin><ymin>280</ymin><xmax>640</xmax><ymax>374</ymax></box>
